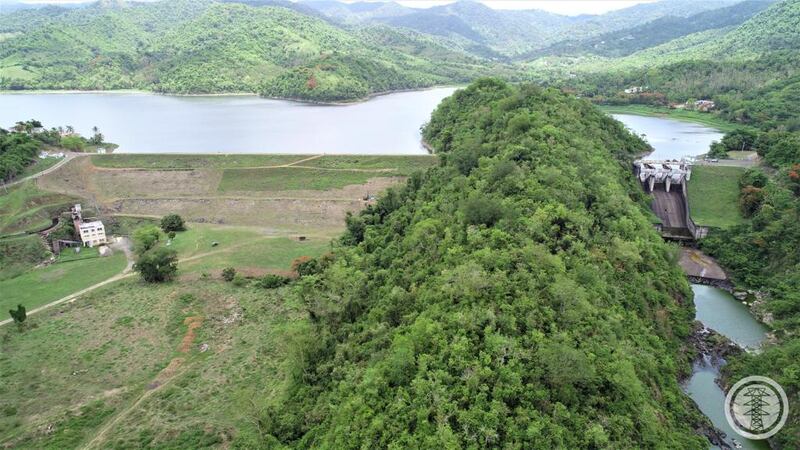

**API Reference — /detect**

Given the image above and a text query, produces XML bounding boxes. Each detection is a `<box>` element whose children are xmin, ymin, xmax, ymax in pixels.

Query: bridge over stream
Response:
<box><xmin>635</xmin><ymin>160</ymin><xmax>708</xmax><ymax>241</ymax></box>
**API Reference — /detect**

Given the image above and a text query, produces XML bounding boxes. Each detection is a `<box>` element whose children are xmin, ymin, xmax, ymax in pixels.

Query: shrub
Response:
<box><xmin>739</xmin><ymin>169</ymin><xmax>768</xmax><ymax>189</ymax></box>
<box><xmin>739</xmin><ymin>186</ymin><xmax>766</xmax><ymax>217</ymax></box>
<box><xmin>291</xmin><ymin>256</ymin><xmax>319</xmax><ymax>277</ymax></box>
<box><xmin>160</xmin><ymin>214</ymin><xmax>186</xmax><ymax>233</ymax></box>
<box><xmin>255</xmin><ymin>274</ymin><xmax>290</xmax><ymax>289</ymax></box>
<box><xmin>60</xmin><ymin>135</ymin><xmax>85</xmax><ymax>151</ymax></box>
<box><xmin>232</xmin><ymin>273</ymin><xmax>247</xmax><ymax>287</ymax></box>
<box><xmin>168</xmin><ymin>231</ymin><xmax>176</xmax><ymax>240</ymax></box>
<box><xmin>707</xmin><ymin>141</ymin><xmax>728</xmax><ymax>159</ymax></box>
<box><xmin>222</xmin><ymin>267</ymin><xmax>236</xmax><ymax>282</ymax></box>
<box><xmin>8</xmin><ymin>304</ymin><xmax>26</xmax><ymax>325</ymax></box>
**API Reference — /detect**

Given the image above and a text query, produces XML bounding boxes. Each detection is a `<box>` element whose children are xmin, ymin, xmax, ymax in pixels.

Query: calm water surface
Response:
<box><xmin>613</xmin><ymin>114</ymin><xmax>724</xmax><ymax>160</ymax></box>
<box><xmin>0</xmin><ymin>88</ymin><xmax>457</xmax><ymax>154</ymax></box>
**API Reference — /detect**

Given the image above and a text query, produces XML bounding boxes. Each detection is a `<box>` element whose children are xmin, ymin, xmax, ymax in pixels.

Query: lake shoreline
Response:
<box><xmin>0</xmin><ymin>88</ymin><xmax>456</xmax><ymax>154</ymax></box>
<box><xmin>600</xmin><ymin>104</ymin><xmax>744</xmax><ymax>133</ymax></box>
<box><xmin>0</xmin><ymin>84</ymin><xmax>462</xmax><ymax>105</ymax></box>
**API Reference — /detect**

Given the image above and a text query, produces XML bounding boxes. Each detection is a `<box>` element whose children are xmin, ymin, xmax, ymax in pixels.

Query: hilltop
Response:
<box><xmin>0</xmin><ymin>1</ymin><xmax>493</xmax><ymax>101</ymax></box>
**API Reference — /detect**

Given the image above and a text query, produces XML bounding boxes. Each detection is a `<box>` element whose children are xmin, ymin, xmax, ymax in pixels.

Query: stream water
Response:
<box><xmin>687</xmin><ymin>285</ymin><xmax>769</xmax><ymax>450</ymax></box>
<box><xmin>612</xmin><ymin>113</ymin><xmax>770</xmax><ymax>448</ymax></box>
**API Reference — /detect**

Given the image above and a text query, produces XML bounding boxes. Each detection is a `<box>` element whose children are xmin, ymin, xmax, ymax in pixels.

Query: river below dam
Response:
<box><xmin>615</xmin><ymin>114</ymin><xmax>771</xmax><ymax>448</ymax></box>
<box><xmin>688</xmin><ymin>285</ymin><xmax>769</xmax><ymax>450</ymax></box>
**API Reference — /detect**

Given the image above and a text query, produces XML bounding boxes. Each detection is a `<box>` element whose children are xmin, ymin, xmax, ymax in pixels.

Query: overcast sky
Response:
<box><xmin>7</xmin><ymin>0</ymin><xmax>659</xmax><ymax>16</ymax></box>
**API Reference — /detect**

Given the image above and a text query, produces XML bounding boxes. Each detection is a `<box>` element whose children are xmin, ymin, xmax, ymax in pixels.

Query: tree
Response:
<box><xmin>134</xmin><ymin>247</ymin><xmax>178</xmax><ymax>282</ymax></box>
<box><xmin>89</xmin><ymin>132</ymin><xmax>104</xmax><ymax>146</ymax></box>
<box><xmin>222</xmin><ymin>267</ymin><xmax>236</xmax><ymax>282</ymax></box>
<box><xmin>463</xmin><ymin>194</ymin><xmax>504</xmax><ymax>227</ymax></box>
<box><xmin>707</xmin><ymin>141</ymin><xmax>729</xmax><ymax>159</ymax></box>
<box><xmin>133</xmin><ymin>225</ymin><xmax>162</xmax><ymax>255</ymax></box>
<box><xmin>160</xmin><ymin>214</ymin><xmax>186</xmax><ymax>232</ymax></box>
<box><xmin>8</xmin><ymin>304</ymin><xmax>26</xmax><ymax>326</ymax></box>
<box><xmin>739</xmin><ymin>186</ymin><xmax>766</xmax><ymax>217</ymax></box>
<box><xmin>60</xmin><ymin>135</ymin><xmax>85</xmax><ymax>151</ymax></box>
<box><xmin>739</xmin><ymin>168</ymin><xmax>768</xmax><ymax>189</ymax></box>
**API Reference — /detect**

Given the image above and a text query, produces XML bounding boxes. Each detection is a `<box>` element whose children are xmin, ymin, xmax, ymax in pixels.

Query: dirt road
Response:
<box><xmin>0</xmin><ymin>238</ymin><xmax>134</xmax><ymax>328</ymax></box>
<box><xmin>2</xmin><ymin>152</ymin><xmax>87</xmax><ymax>188</ymax></box>
<box><xmin>0</xmin><ymin>236</ymin><xmax>275</xmax><ymax>327</ymax></box>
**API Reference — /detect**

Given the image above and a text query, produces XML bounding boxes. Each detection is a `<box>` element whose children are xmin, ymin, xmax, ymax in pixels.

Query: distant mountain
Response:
<box><xmin>0</xmin><ymin>0</ymin><xmax>495</xmax><ymax>101</ymax></box>
<box><xmin>300</xmin><ymin>0</ymin><xmax>414</xmax><ymax>23</ymax></box>
<box><xmin>524</xmin><ymin>0</ymin><xmax>774</xmax><ymax>59</ymax></box>
<box><xmin>541</xmin><ymin>0</ymin><xmax>800</xmax><ymax>129</ymax></box>
<box><xmin>380</xmin><ymin>1</ymin><xmax>573</xmax><ymax>57</ymax></box>
<box><xmin>573</xmin><ymin>0</ymin><xmax>800</xmax><ymax>70</ymax></box>
<box><xmin>303</xmin><ymin>0</ymin><xmax>745</xmax><ymax>57</ymax></box>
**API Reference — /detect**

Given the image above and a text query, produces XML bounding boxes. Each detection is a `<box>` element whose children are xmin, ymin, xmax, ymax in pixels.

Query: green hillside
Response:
<box><xmin>523</xmin><ymin>0</ymin><xmax>772</xmax><ymax>59</ymax></box>
<box><xmin>0</xmin><ymin>1</ymin><xmax>491</xmax><ymax>101</ymax></box>
<box><xmin>537</xmin><ymin>0</ymin><xmax>800</xmax><ymax>130</ymax></box>
<box><xmin>256</xmin><ymin>79</ymin><xmax>708</xmax><ymax>448</ymax></box>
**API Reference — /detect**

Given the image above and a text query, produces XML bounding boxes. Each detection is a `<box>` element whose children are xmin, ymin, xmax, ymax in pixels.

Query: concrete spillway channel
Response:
<box><xmin>650</xmin><ymin>185</ymin><xmax>688</xmax><ymax>227</ymax></box>
<box><xmin>635</xmin><ymin>160</ymin><xmax>707</xmax><ymax>241</ymax></box>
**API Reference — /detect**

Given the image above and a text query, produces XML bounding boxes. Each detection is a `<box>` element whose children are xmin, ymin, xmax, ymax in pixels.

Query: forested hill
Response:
<box><xmin>522</xmin><ymin>0</ymin><xmax>773</xmax><ymax>59</ymax></box>
<box><xmin>255</xmin><ymin>79</ymin><xmax>709</xmax><ymax>448</ymax></box>
<box><xmin>545</xmin><ymin>0</ymin><xmax>800</xmax><ymax>129</ymax></box>
<box><xmin>0</xmin><ymin>1</ymin><xmax>494</xmax><ymax>101</ymax></box>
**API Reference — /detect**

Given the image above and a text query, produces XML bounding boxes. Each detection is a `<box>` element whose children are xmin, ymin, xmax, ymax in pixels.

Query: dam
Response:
<box><xmin>635</xmin><ymin>160</ymin><xmax>708</xmax><ymax>240</ymax></box>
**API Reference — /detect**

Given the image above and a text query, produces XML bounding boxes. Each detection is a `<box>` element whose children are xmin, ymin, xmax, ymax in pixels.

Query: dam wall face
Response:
<box><xmin>634</xmin><ymin>161</ymin><xmax>708</xmax><ymax>241</ymax></box>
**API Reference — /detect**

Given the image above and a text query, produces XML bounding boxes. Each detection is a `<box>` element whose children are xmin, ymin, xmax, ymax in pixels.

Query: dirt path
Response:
<box><xmin>0</xmin><ymin>236</ymin><xmax>280</xmax><ymax>327</ymax></box>
<box><xmin>81</xmin><ymin>317</ymin><xmax>204</xmax><ymax>450</ymax></box>
<box><xmin>3</xmin><ymin>152</ymin><xmax>87</xmax><ymax>188</ymax></box>
<box><xmin>283</xmin><ymin>154</ymin><xmax>323</xmax><ymax>167</ymax></box>
<box><xmin>93</xmin><ymin>154</ymin><xmax>326</xmax><ymax>172</ymax></box>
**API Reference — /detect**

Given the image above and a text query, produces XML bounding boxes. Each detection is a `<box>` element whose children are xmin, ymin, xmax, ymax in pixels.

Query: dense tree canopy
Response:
<box><xmin>248</xmin><ymin>79</ymin><xmax>708</xmax><ymax>448</ymax></box>
<box><xmin>0</xmin><ymin>128</ymin><xmax>40</xmax><ymax>182</ymax></box>
<box><xmin>0</xmin><ymin>1</ymin><xmax>497</xmax><ymax>102</ymax></box>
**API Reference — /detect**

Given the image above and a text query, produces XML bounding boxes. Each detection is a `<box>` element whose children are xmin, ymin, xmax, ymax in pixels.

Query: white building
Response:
<box><xmin>71</xmin><ymin>204</ymin><xmax>107</xmax><ymax>247</ymax></box>
<box><xmin>78</xmin><ymin>220</ymin><xmax>107</xmax><ymax>247</ymax></box>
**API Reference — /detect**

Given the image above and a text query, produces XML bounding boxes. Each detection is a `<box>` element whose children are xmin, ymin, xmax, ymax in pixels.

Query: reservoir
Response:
<box><xmin>0</xmin><ymin>87</ymin><xmax>457</xmax><ymax>154</ymax></box>
<box><xmin>613</xmin><ymin>114</ymin><xmax>724</xmax><ymax>160</ymax></box>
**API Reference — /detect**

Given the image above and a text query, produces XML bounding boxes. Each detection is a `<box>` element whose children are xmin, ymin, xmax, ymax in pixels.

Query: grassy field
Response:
<box><xmin>0</xmin><ymin>235</ymin><xmax>49</xmax><ymax>281</ymax></box>
<box><xmin>0</xmin><ymin>182</ymin><xmax>76</xmax><ymax>236</ymax></box>
<box><xmin>0</xmin><ymin>274</ymin><xmax>309</xmax><ymax>448</ymax></box>
<box><xmin>179</xmin><ymin>237</ymin><xmax>329</xmax><ymax>275</ymax></box>
<box><xmin>219</xmin><ymin>167</ymin><xmax>396</xmax><ymax>192</ymax></box>
<box><xmin>0</xmin><ymin>252</ymin><xmax>127</xmax><ymax>313</ymax></box>
<box><xmin>299</xmin><ymin>155</ymin><xmax>437</xmax><ymax>175</ymax></box>
<box><xmin>598</xmin><ymin>105</ymin><xmax>747</xmax><ymax>133</ymax></box>
<box><xmin>91</xmin><ymin>154</ymin><xmax>311</xmax><ymax>169</ymax></box>
<box><xmin>91</xmin><ymin>154</ymin><xmax>438</xmax><ymax>173</ymax></box>
<box><xmin>17</xmin><ymin>157</ymin><xmax>63</xmax><ymax>179</ymax></box>
<box><xmin>726</xmin><ymin>151</ymin><xmax>758</xmax><ymax>160</ymax></box>
<box><xmin>687</xmin><ymin>165</ymin><xmax>747</xmax><ymax>228</ymax></box>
